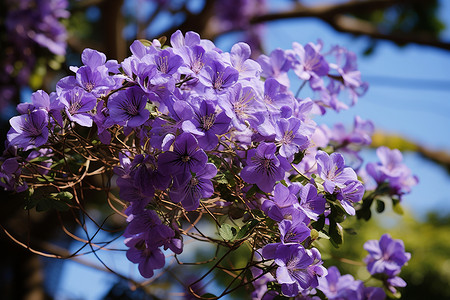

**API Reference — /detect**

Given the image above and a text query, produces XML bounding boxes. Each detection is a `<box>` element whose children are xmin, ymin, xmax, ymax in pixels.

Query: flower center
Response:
<box><xmin>85</xmin><ymin>82</ymin><xmax>95</xmax><ymax>92</ymax></box>
<box><xmin>68</xmin><ymin>94</ymin><xmax>82</xmax><ymax>115</ymax></box>
<box><xmin>264</xmin><ymin>94</ymin><xmax>273</xmax><ymax>104</ymax></box>
<box><xmin>282</xmin><ymin>130</ymin><xmax>295</xmax><ymax>145</ymax></box>
<box><xmin>126</xmin><ymin>103</ymin><xmax>139</xmax><ymax>116</ymax></box>
<box><xmin>157</xmin><ymin>56</ymin><xmax>169</xmax><ymax>74</ymax></box>
<box><xmin>200</xmin><ymin>113</ymin><xmax>216</xmax><ymax>131</ymax></box>
<box><xmin>213</xmin><ymin>72</ymin><xmax>225</xmax><ymax>90</ymax></box>
<box><xmin>192</xmin><ymin>54</ymin><xmax>204</xmax><ymax>74</ymax></box>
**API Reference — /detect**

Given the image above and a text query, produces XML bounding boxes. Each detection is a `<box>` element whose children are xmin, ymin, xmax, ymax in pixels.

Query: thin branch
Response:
<box><xmin>251</xmin><ymin>0</ymin><xmax>413</xmax><ymax>23</ymax></box>
<box><xmin>249</xmin><ymin>0</ymin><xmax>450</xmax><ymax>51</ymax></box>
<box><xmin>331</xmin><ymin>15</ymin><xmax>450</xmax><ymax>51</ymax></box>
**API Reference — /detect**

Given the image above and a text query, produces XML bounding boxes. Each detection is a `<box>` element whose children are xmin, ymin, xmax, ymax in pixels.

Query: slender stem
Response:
<box><xmin>295</xmin><ymin>80</ymin><xmax>307</xmax><ymax>98</ymax></box>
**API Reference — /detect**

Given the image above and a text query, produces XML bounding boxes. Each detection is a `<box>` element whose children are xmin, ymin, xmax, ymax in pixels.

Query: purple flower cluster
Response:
<box><xmin>316</xmin><ymin>150</ymin><xmax>364</xmax><ymax>215</ymax></box>
<box><xmin>366</xmin><ymin>147</ymin><xmax>419</xmax><ymax>198</ymax></box>
<box><xmin>318</xmin><ymin>266</ymin><xmax>386</xmax><ymax>300</ymax></box>
<box><xmin>364</xmin><ymin>234</ymin><xmax>411</xmax><ymax>294</ymax></box>
<box><xmin>1</xmin><ymin>0</ymin><xmax>69</xmax><ymax>110</ymax></box>
<box><xmin>0</xmin><ymin>29</ymin><xmax>416</xmax><ymax>296</ymax></box>
<box><xmin>124</xmin><ymin>210</ymin><xmax>182</xmax><ymax>278</ymax></box>
<box><xmin>322</xmin><ymin>116</ymin><xmax>375</xmax><ymax>170</ymax></box>
<box><xmin>262</xmin><ymin>243</ymin><xmax>326</xmax><ymax>297</ymax></box>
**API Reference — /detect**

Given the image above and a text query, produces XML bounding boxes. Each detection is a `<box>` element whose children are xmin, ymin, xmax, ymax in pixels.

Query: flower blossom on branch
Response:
<box><xmin>0</xmin><ymin>29</ymin><xmax>417</xmax><ymax>299</ymax></box>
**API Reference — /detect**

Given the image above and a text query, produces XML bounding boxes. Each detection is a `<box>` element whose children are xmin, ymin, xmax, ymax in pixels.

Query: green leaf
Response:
<box><xmin>215</xmin><ymin>174</ymin><xmax>228</xmax><ymax>184</ymax></box>
<box><xmin>138</xmin><ymin>39</ymin><xmax>152</xmax><ymax>47</ymax></box>
<box><xmin>218</xmin><ymin>224</ymin><xmax>237</xmax><ymax>241</ymax></box>
<box><xmin>245</xmin><ymin>185</ymin><xmax>259</xmax><ymax>198</ymax></box>
<box><xmin>36</xmin><ymin>175</ymin><xmax>54</xmax><ymax>182</ymax></box>
<box><xmin>292</xmin><ymin>150</ymin><xmax>305</xmax><ymax>164</ymax></box>
<box><xmin>392</xmin><ymin>199</ymin><xmax>404</xmax><ymax>215</ymax></box>
<box><xmin>26</xmin><ymin>191</ymin><xmax>73</xmax><ymax>212</ymax></box>
<box><xmin>208</xmin><ymin>156</ymin><xmax>222</xmax><ymax>168</ymax></box>
<box><xmin>329</xmin><ymin>222</ymin><xmax>344</xmax><ymax>247</ymax></box>
<box><xmin>51</xmin><ymin>191</ymin><xmax>73</xmax><ymax>201</ymax></box>
<box><xmin>318</xmin><ymin>231</ymin><xmax>330</xmax><ymax>240</ymax></box>
<box><xmin>158</xmin><ymin>36</ymin><xmax>167</xmax><ymax>46</ymax></box>
<box><xmin>393</xmin><ymin>203</ymin><xmax>404</xmax><ymax>215</ymax></box>
<box><xmin>385</xmin><ymin>288</ymin><xmax>401</xmax><ymax>299</ymax></box>
<box><xmin>235</xmin><ymin>219</ymin><xmax>258</xmax><ymax>240</ymax></box>
<box><xmin>343</xmin><ymin>227</ymin><xmax>358</xmax><ymax>235</ymax></box>
<box><xmin>311</xmin><ymin>215</ymin><xmax>325</xmax><ymax>231</ymax></box>
<box><xmin>28</xmin><ymin>156</ymin><xmax>52</xmax><ymax>163</ymax></box>
<box><xmin>24</xmin><ymin>192</ymin><xmax>40</xmax><ymax>210</ymax></box>
<box><xmin>329</xmin><ymin>202</ymin><xmax>346</xmax><ymax>223</ymax></box>
<box><xmin>376</xmin><ymin>199</ymin><xmax>385</xmax><ymax>213</ymax></box>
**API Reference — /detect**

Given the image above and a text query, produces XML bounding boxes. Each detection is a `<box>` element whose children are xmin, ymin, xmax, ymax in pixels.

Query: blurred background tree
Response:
<box><xmin>1</xmin><ymin>0</ymin><xmax>450</xmax><ymax>299</ymax></box>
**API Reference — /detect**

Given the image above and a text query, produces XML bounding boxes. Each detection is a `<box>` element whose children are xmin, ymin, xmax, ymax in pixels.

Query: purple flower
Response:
<box><xmin>125</xmin><ymin>209</ymin><xmax>162</xmax><ymax>238</ymax></box>
<box><xmin>199</xmin><ymin>53</ymin><xmax>239</xmax><ymax>93</ymax></box>
<box><xmin>108</xmin><ymin>86</ymin><xmax>150</xmax><ymax>127</ymax></box>
<box><xmin>279</xmin><ymin>219</ymin><xmax>310</xmax><ymax>245</ymax></box>
<box><xmin>262</xmin><ymin>183</ymin><xmax>305</xmax><ymax>222</ymax></box>
<box><xmin>178</xmin><ymin>45</ymin><xmax>207</xmax><ymax>77</ymax></box>
<box><xmin>316</xmin><ymin>80</ymin><xmax>349</xmax><ymax>113</ymax></box>
<box><xmin>363</xmin><ymin>286</ymin><xmax>386</xmax><ymax>300</ymax></box>
<box><xmin>290</xmin><ymin>42</ymin><xmax>329</xmax><ymax>90</ymax></box>
<box><xmin>117</xmin><ymin>176</ymin><xmax>153</xmax><ymax>214</ymax></box>
<box><xmin>329</xmin><ymin>46</ymin><xmax>368</xmax><ymax>105</ymax></box>
<box><xmin>330</xmin><ymin>116</ymin><xmax>374</xmax><ymax>146</ymax></box>
<box><xmin>241</xmin><ymin>143</ymin><xmax>290</xmax><ymax>193</ymax></box>
<box><xmin>262</xmin><ymin>78</ymin><xmax>293</xmax><ymax>113</ymax></box>
<box><xmin>0</xmin><ymin>157</ymin><xmax>27</xmax><ymax>192</ymax></box>
<box><xmin>17</xmin><ymin>90</ymin><xmax>64</xmax><ymax>125</ymax></box>
<box><xmin>275</xmin><ymin>117</ymin><xmax>309</xmax><ymax>160</ymax></box>
<box><xmin>152</xmin><ymin>49</ymin><xmax>184</xmax><ymax>77</ymax></box>
<box><xmin>158</xmin><ymin>133</ymin><xmax>208</xmax><ymax>176</ymax></box>
<box><xmin>93</xmin><ymin>100</ymin><xmax>111</xmax><ymax>144</ymax></box>
<box><xmin>133</xmin><ymin>154</ymin><xmax>170</xmax><ymax>196</ymax></box>
<box><xmin>8</xmin><ymin>109</ymin><xmax>49</xmax><ymax>150</ymax></box>
<box><xmin>258</xmin><ymin>49</ymin><xmax>291</xmax><ymax>87</ymax></box>
<box><xmin>149</xmin><ymin>100</ymin><xmax>194</xmax><ymax>149</ymax></box>
<box><xmin>318</xmin><ymin>266</ymin><xmax>364</xmax><ymax>300</ymax></box>
<box><xmin>125</xmin><ymin>236</ymin><xmax>165</xmax><ymax>278</ymax></box>
<box><xmin>169</xmin><ymin>163</ymin><xmax>217</xmax><ymax>211</ymax></box>
<box><xmin>386</xmin><ymin>276</ymin><xmax>407</xmax><ymax>294</ymax></box>
<box><xmin>220</xmin><ymin>83</ymin><xmax>264</xmax><ymax>131</ymax></box>
<box><xmin>58</xmin><ymin>87</ymin><xmax>96</xmax><ymax>127</ymax></box>
<box><xmin>250</xmin><ymin>264</ymin><xmax>277</xmax><ymax>300</ymax></box>
<box><xmin>262</xmin><ymin>244</ymin><xmax>326</xmax><ymax>297</ymax></box>
<box><xmin>364</xmin><ymin>234</ymin><xmax>411</xmax><ymax>278</ymax></box>
<box><xmin>337</xmin><ymin>180</ymin><xmax>364</xmax><ymax>215</ymax></box>
<box><xmin>229</xmin><ymin>42</ymin><xmax>261</xmax><ymax>80</ymax></box>
<box><xmin>315</xmin><ymin>150</ymin><xmax>357</xmax><ymax>194</ymax></box>
<box><xmin>81</xmin><ymin>47</ymin><xmax>106</xmax><ymax>67</ymax></box>
<box><xmin>298</xmin><ymin>183</ymin><xmax>326</xmax><ymax>220</ymax></box>
<box><xmin>182</xmin><ymin>100</ymin><xmax>231</xmax><ymax>150</ymax></box>
<box><xmin>170</xmin><ymin>30</ymin><xmax>201</xmax><ymax>50</ymax></box>
<box><xmin>366</xmin><ymin>147</ymin><xmax>418</xmax><ymax>196</ymax></box>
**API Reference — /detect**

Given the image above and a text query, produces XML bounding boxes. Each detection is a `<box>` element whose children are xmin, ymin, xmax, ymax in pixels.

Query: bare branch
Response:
<box><xmin>332</xmin><ymin>15</ymin><xmax>450</xmax><ymax>51</ymax></box>
<box><xmin>249</xmin><ymin>0</ymin><xmax>450</xmax><ymax>51</ymax></box>
<box><xmin>250</xmin><ymin>0</ymin><xmax>410</xmax><ymax>23</ymax></box>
